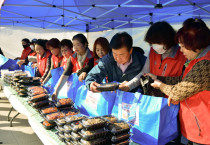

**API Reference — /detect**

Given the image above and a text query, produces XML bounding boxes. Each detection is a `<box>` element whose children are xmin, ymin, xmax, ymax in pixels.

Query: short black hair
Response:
<box><xmin>72</xmin><ymin>33</ymin><xmax>88</xmax><ymax>46</ymax></box>
<box><xmin>35</xmin><ymin>39</ymin><xmax>48</xmax><ymax>51</ymax></box>
<box><xmin>22</xmin><ymin>38</ymin><xmax>30</xmax><ymax>44</ymax></box>
<box><xmin>60</xmin><ymin>39</ymin><xmax>73</xmax><ymax>49</ymax></box>
<box><xmin>133</xmin><ymin>46</ymin><xmax>145</xmax><ymax>55</ymax></box>
<box><xmin>110</xmin><ymin>32</ymin><xmax>133</xmax><ymax>51</ymax></box>
<box><xmin>144</xmin><ymin>21</ymin><xmax>176</xmax><ymax>49</ymax></box>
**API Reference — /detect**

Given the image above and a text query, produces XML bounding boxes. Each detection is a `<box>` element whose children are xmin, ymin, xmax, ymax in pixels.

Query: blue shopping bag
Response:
<box><xmin>43</xmin><ymin>67</ymin><xmax>64</xmax><ymax>95</ymax></box>
<box><xmin>111</xmin><ymin>90</ymin><xmax>141</xmax><ymax>121</ymax></box>
<box><xmin>24</xmin><ymin>65</ymin><xmax>36</xmax><ymax>77</ymax></box>
<box><xmin>130</xmin><ymin>95</ymin><xmax>179</xmax><ymax>145</ymax></box>
<box><xmin>75</xmin><ymin>85</ymin><xmax>116</xmax><ymax>116</ymax></box>
<box><xmin>1</xmin><ymin>59</ymin><xmax>20</xmax><ymax>71</ymax></box>
<box><xmin>67</xmin><ymin>73</ymin><xmax>85</xmax><ymax>102</ymax></box>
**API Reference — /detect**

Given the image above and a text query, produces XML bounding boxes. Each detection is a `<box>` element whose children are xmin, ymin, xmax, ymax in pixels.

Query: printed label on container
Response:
<box><xmin>121</xmin><ymin>102</ymin><xmax>132</xmax><ymax>120</ymax></box>
<box><xmin>85</xmin><ymin>92</ymin><xmax>99</xmax><ymax>110</ymax></box>
<box><xmin>134</xmin><ymin>106</ymin><xmax>139</xmax><ymax>126</ymax></box>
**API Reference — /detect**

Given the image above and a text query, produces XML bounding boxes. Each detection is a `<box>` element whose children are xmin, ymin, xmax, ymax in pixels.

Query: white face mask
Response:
<box><xmin>152</xmin><ymin>44</ymin><xmax>166</xmax><ymax>54</ymax></box>
<box><xmin>30</xmin><ymin>45</ymin><xmax>35</xmax><ymax>51</ymax></box>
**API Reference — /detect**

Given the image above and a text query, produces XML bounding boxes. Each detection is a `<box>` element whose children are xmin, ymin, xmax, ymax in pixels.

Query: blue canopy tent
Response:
<box><xmin>0</xmin><ymin>0</ymin><xmax>209</xmax><ymax>32</ymax></box>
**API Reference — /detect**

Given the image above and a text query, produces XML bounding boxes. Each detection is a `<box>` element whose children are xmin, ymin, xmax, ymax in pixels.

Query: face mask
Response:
<box><xmin>152</xmin><ymin>44</ymin><xmax>166</xmax><ymax>54</ymax></box>
<box><xmin>30</xmin><ymin>45</ymin><xmax>35</xmax><ymax>51</ymax></box>
<box><xmin>22</xmin><ymin>45</ymin><xmax>28</xmax><ymax>49</ymax></box>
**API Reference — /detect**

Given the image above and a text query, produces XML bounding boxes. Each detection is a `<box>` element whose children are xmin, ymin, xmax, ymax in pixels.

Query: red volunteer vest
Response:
<box><xmin>20</xmin><ymin>46</ymin><xmax>32</xmax><ymax>59</ymax></box>
<box><xmin>150</xmin><ymin>47</ymin><xmax>186</xmax><ymax>77</ymax></box>
<box><xmin>37</xmin><ymin>51</ymin><xmax>51</xmax><ymax>77</ymax></box>
<box><xmin>179</xmin><ymin>51</ymin><xmax>210</xmax><ymax>144</ymax></box>
<box><xmin>52</xmin><ymin>54</ymin><xmax>63</xmax><ymax>68</ymax></box>
<box><xmin>71</xmin><ymin>51</ymin><xmax>93</xmax><ymax>73</ymax></box>
<box><xmin>60</xmin><ymin>57</ymin><xmax>69</xmax><ymax>70</ymax></box>
<box><xmin>29</xmin><ymin>51</ymin><xmax>37</xmax><ymax>56</ymax></box>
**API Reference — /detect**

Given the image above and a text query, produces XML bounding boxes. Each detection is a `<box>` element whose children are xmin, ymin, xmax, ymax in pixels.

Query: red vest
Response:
<box><xmin>179</xmin><ymin>51</ymin><xmax>210</xmax><ymax>144</ymax></box>
<box><xmin>150</xmin><ymin>47</ymin><xmax>186</xmax><ymax>77</ymax></box>
<box><xmin>60</xmin><ymin>57</ymin><xmax>69</xmax><ymax>70</ymax></box>
<box><xmin>29</xmin><ymin>51</ymin><xmax>37</xmax><ymax>56</ymax></box>
<box><xmin>20</xmin><ymin>46</ymin><xmax>32</xmax><ymax>59</ymax></box>
<box><xmin>71</xmin><ymin>51</ymin><xmax>93</xmax><ymax>73</ymax></box>
<box><xmin>52</xmin><ymin>54</ymin><xmax>63</xmax><ymax>68</ymax></box>
<box><xmin>37</xmin><ymin>51</ymin><xmax>51</xmax><ymax>77</ymax></box>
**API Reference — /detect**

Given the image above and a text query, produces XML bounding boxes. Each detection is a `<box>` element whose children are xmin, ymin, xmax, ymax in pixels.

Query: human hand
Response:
<box><xmin>144</xmin><ymin>73</ymin><xmax>157</xmax><ymax>80</ymax></box>
<box><xmin>150</xmin><ymin>79</ymin><xmax>162</xmax><ymax>89</ymax></box>
<box><xmin>31</xmin><ymin>63</ymin><xmax>37</xmax><ymax>68</ymax></box>
<box><xmin>52</xmin><ymin>91</ymin><xmax>58</xmax><ymax>100</ymax></box>
<box><xmin>17</xmin><ymin>60</ymin><xmax>25</xmax><ymax>67</ymax></box>
<box><xmin>119</xmin><ymin>81</ymin><xmax>129</xmax><ymax>92</ymax></box>
<box><xmin>78</xmin><ymin>72</ymin><xmax>87</xmax><ymax>82</ymax></box>
<box><xmin>90</xmin><ymin>82</ymin><xmax>100</xmax><ymax>93</ymax></box>
<box><xmin>168</xmin><ymin>96</ymin><xmax>179</xmax><ymax>106</ymax></box>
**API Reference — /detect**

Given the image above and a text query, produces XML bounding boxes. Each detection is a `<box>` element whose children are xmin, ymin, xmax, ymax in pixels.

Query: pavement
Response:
<box><xmin>0</xmin><ymin>91</ymin><xmax>43</xmax><ymax>145</ymax></box>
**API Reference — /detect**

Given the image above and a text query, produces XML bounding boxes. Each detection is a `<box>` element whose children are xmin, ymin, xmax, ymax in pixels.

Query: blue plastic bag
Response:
<box><xmin>24</xmin><ymin>65</ymin><xmax>36</xmax><ymax>77</ymax></box>
<box><xmin>112</xmin><ymin>90</ymin><xmax>141</xmax><ymax>121</ymax></box>
<box><xmin>1</xmin><ymin>59</ymin><xmax>20</xmax><ymax>71</ymax></box>
<box><xmin>75</xmin><ymin>85</ymin><xmax>116</xmax><ymax>116</ymax></box>
<box><xmin>67</xmin><ymin>73</ymin><xmax>85</xmax><ymax>102</ymax></box>
<box><xmin>130</xmin><ymin>95</ymin><xmax>179</xmax><ymax>145</ymax></box>
<box><xmin>44</xmin><ymin>67</ymin><xmax>64</xmax><ymax>95</ymax></box>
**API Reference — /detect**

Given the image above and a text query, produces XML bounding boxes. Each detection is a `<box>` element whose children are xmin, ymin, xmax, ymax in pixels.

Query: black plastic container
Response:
<box><xmin>79</xmin><ymin>128</ymin><xmax>107</xmax><ymax>140</ymax></box>
<box><xmin>45</xmin><ymin>112</ymin><xmax>65</xmax><ymax>124</ymax></box>
<box><xmin>55</xmin><ymin>117</ymin><xmax>66</xmax><ymax>127</ymax></box>
<box><xmin>111</xmin><ymin>133</ymin><xmax>130</xmax><ymax>143</ymax></box>
<box><xmin>97</xmin><ymin>83</ymin><xmax>119</xmax><ymax>92</ymax></box>
<box><xmin>55</xmin><ymin>126</ymin><xmax>65</xmax><ymax>134</ymax></box>
<box><xmin>39</xmin><ymin>105</ymin><xmax>58</xmax><ymax>116</ymax></box>
<box><xmin>69</xmin><ymin>121</ymin><xmax>83</xmax><ymax>133</ymax></box>
<box><xmin>111</xmin><ymin>139</ymin><xmax>130</xmax><ymax>145</ymax></box>
<box><xmin>108</xmin><ymin>121</ymin><xmax>131</xmax><ymax>135</ymax></box>
<box><xmin>55</xmin><ymin>98</ymin><xmax>73</xmax><ymax>108</ymax></box>
<box><xmin>102</xmin><ymin>115</ymin><xmax>118</xmax><ymax>123</ymax></box>
<box><xmin>55</xmin><ymin>132</ymin><xmax>65</xmax><ymax>142</ymax></box>
<box><xmin>63</xmin><ymin>124</ymin><xmax>72</xmax><ymax>133</ymax></box>
<box><xmin>79</xmin><ymin>138</ymin><xmax>107</xmax><ymax>145</ymax></box>
<box><xmin>66</xmin><ymin>114</ymin><xmax>86</xmax><ymax>124</ymax></box>
<box><xmin>29</xmin><ymin>94</ymin><xmax>49</xmax><ymax>103</ymax></box>
<box><xmin>81</xmin><ymin>117</ymin><xmax>106</xmax><ymax>130</ymax></box>
<box><xmin>32</xmin><ymin>100</ymin><xmax>50</xmax><ymax>109</ymax></box>
<box><xmin>41</xmin><ymin>120</ymin><xmax>55</xmax><ymax>130</ymax></box>
<box><xmin>70</xmin><ymin>132</ymin><xmax>81</xmax><ymax>141</ymax></box>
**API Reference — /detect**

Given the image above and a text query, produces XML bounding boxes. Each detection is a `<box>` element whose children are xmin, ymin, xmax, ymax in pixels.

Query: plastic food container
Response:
<box><xmin>79</xmin><ymin>128</ymin><xmax>107</xmax><ymax>140</ymax></box>
<box><xmin>97</xmin><ymin>83</ymin><xmax>119</xmax><ymax>92</ymax></box>
<box><xmin>102</xmin><ymin>115</ymin><xmax>118</xmax><ymax>123</ymax></box>
<box><xmin>63</xmin><ymin>124</ymin><xmax>72</xmax><ymax>133</ymax></box>
<box><xmin>56</xmin><ymin>98</ymin><xmax>73</xmax><ymax>108</ymax></box>
<box><xmin>41</xmin><ymin>120</ymin><xmax>55</xmax><ymax>130</ymax></box>
<box><xmin>29</xmin><ymin>94</ymin><xmax>49</xmax><ymax>103</ymax></box>
<box><xmin>69</xmin><ymin>121</ymin><xmax>83</xmax><ymax>133</ymax></box>
<box><xmin>64</xmin><ymin>132</ymin><xmax>72</xmax><ymax>141</ymax></box>
<box><xmin>111</xmin><ymin>133</ymin><xmax>130</xmax><ymax>143</ymax></box>
<box><xmin>81</xmin><ymin>117</ymin><xmax>106</xmax><ymax>130</ymax></box>
<box><xmin>32</xmin><ymin>100</ymin><xmax>50</xmax><ymax>109</ymax></box>
<box><xmin>55</xmin><ymin>117</ymin><xmax>66</xmax><ymax>127</ymax></box>
<box><xmin>55</xmin><ymin>126</ymin><xmax>65</xmax><ymax>134</ymax></box>
<box><xmin>111</xmin><ymin>139</ymin><xmax>130</xmax><ymax>145</ymax></box>
<box><xmin>70</xmin><ymin>132</ymin><xmax>81</xmax><ymax>141</ymax></box>
<box><xmin>45</xmin><ymin>112</ymin><xmax>65</xmax><ymax>124</ymax></box>
<box><xmin>66</xmin><ymin>114</ymin><xmax>86</xmax><ymax>124</ymax></box>
<box><xmin>108</xmin><ymin>121</ymin><xmax>131</xmax><ymax>135</ymax></box>
<box><xmin>79</xmin><ymin>138</ymin><xmax>107</xmax><ymax>145</ymax></box>
<box><xmin>40</xmin><ymin>106</ymin><xmax>58</xmax><ymax>116</ymax></box>
<box><xmin>55</xmin><ymin>132</ymin><xmax>65</xmax><ymax>142</ymax></box>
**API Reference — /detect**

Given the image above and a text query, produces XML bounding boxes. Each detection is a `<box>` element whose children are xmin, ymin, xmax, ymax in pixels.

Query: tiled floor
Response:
<box><xmin>0</xmin><ymin>91</ymin><xmax>43</xmax><ymax>145</ymax></box>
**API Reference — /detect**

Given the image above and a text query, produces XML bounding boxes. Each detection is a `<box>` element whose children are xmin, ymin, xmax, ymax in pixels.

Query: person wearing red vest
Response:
<box><xmin>148</xmin><ymin>18</ymin><xmax>210</xmax><ymax>145</ymax></box>
<box><xmin>119</xmin><ymin>21</ymin><xmax>187</xmax><ymax>97</ymax></box>
<box><xmin>17</xmin><ymin>38</ymin><xmax>37</xmax><ymax>67</ymax></box>
<box><xmin>52</xmin><ymin>33</ymin><xmax>93</xmax><ymax>100</ymax></box>
<box><xmin>77</xmin><ymin>37</ymin><xmax>110</xmax><ymax>82</ymax></box>
<box><xmin>16</xmin><ymin>38</ymin><xmax>32</xmax><ymax>60</ymax></box>
<box><xmin>34</xmin><ymin>39</ymin><xmax>52</xmax><ymax>82</ymax></box>
<box><xmin>42</xmin><ymin>38</ymin><xmax>63</xmax><ymax>85</ymax></box>
<box><xmin>60</xmin><ymin>39</ymin><xmax>74</xmax><ymax>70</ymax></box>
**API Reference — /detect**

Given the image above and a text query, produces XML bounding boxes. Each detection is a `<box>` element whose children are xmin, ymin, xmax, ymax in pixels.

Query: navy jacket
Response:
<box><xmin>85</xmin><ymin>49</ymin><xmax>146</xmax><ymax>91</ymax></box>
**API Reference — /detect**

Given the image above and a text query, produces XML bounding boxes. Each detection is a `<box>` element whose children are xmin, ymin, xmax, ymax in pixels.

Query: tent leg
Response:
<box><xmin>7</xmin><ymin>107</ymin><xmax>13</xmax><ymax>121</ymax></box>
<box><xmin>10</xmin><ymin>112</ymin><xmax>20</xmax><ymax>127</ymax></box>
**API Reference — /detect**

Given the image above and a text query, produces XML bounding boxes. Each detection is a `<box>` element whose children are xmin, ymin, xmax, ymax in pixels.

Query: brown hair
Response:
<box><xmin>93</xmin><ymin>37</ymin><xmax>110</xmax><ymax>59</ymax></box>
<box><xmin>144</xmin><ymin>21</ymin><xmax>176</xmax><ymax>49</ymax></box>
<box><xmin>46</xmin><ymin>38</ymin><xmax>60</xmax><ymax>49</ymax></box>
<box><xmin>176</xmin><ymin>18</ymin><xmax>210</xmax><ymax>51</ymax></box>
